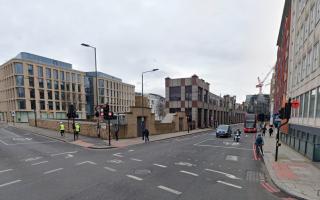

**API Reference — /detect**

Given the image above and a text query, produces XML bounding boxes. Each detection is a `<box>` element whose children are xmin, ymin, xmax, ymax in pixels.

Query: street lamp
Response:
<box><xmin>141</xmin><ymin>68</ymin><xmax>159</xmax><ymax>137</ymax></box>
<box><xmin>81</xmin><ymin>43</ymin><xmax>100</xmax><ymax>137</ymax></box>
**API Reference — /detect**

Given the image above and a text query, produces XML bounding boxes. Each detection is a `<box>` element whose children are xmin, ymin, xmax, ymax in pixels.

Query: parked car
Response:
<box><xmin>216</xmin><ymin>124</ymin><xmax>232</xmax><ymax>138</ymax></box>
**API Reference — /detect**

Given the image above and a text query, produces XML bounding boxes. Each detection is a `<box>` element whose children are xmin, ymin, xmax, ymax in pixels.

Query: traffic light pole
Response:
<box><xmin>108</xmin><ymin>119</ymin><xmax>111</xmax><ymax>146</ymax></box>
<box><xmin>275</xmin><ymin>119</ymin><xmax>289</xmax><ymax>161</ymax></box>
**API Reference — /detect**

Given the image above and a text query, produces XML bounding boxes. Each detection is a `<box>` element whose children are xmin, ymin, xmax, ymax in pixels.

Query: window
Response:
<box><xmin>99</xmin><ymin>88</ymin><xmax>104</xmax><ymax>96</ymax></box>
<box><xmin>78</xmin><ymin>85</ymin><xmax>81</xmax><ymax>92</ymax></box>
<box><xmin>72</xmin><ymin>73</ymin><xmax>76</xmax><ymax>82</ymax></box>
<box><xmin>39</xmin><ymin>90</ymin><xmax>45</xmax><ymax>99</ymax></box>
<box><xmin>16</xmin><ymin>76</ymin><xmax>24</xmax><ymax>86</ymax></box>
<box><xmin>29</xmin><ymin>77</ymin><xmax>34</xmax><ymax>87</ymax></box>
<box><xmin>317</xmin><ymin>88</ymin><xmax>320</xmax><ymax>117</ymax></box>
<box><xmin>16</xmin><ymin>87</ymin><xmax>25</xmax><ymax>98</ymax></box>
<box><xmin>313</xmin><ymin>42</ymin><xmax>319</xmax><ymax>72</ymax></box>
<box><xmin>31</xmin><ymin>100</ymin><xmax>36</xmax><ymax>110</ymax></box>
<box><xmin>66</xmin><ymin>83</ymin><xmax>70</xmax><ymax>91</ymax></box>
<box><xmin>99</xmin><ymin>97</ymin><xmax>105</xmax><ymax>104</ymax></box>
<box><xmin>53</xmin><ymin>69</ymin><xmax>58</xmax><ymax>80</ymax></box>
<box><xmin>54</xmin><ymin>81</ymin><xmax>59</xmax><ymax>90</ymax></box>
<box><xmin>46</xmin><ymin>68</ymin><xmax>51</xmax><ymax>79</ymax></box>
<box><xmin>169</xmin><ymin>86</ymin><xmax>181</xmax><ymax>101</ymax></box>
<box><xmin>38</xmin><ymin>66</ymin><xmax>43</xmax><ymax>77</ymax></box>
<box><xmin>17</xmin><ymin>99</ymin><xmax>26</xmax><ymax>109</ymax></box>
<box><xmin>60</xmin><ymin>71</ymin><xmax>65</xmax><ymax>81</ymax></box>
<box><xmin>47</xmin><ymin>79</ymin><xmax>52</xmax><ymax>89</ymax></box>
<box><xmin>66</xmin><ymin>72</ymin><xmax>70</xmax><ymax>81</ymax></box>
<box><xmin>39</xmin><ymin>78</ymin><xmax>44</xmax><ymax>88</ymax></box>
<box><xmin>204</xmin><ymin>90</ymin><xmax>208</xmax><ymax>103</ymax></box>
<box><xmin>304</xmin><ymin>91</ymin><xmax>309</xmax><ymax>117</ymax></box>
<box><xmin>299</xmin><ymin>94</ymin><xmax>304</xmax><ymax>117</ymax></box>
<box><xmin>309</xmin><ymin>89</ymin><xmax>316</xmax><ymax>118</ymax></box>
<box><xmin>56</xmin><ymin>102</ymin><xmax>60</xmax><ymax>110</ymax></box>
<box><xmin>99</xmin><ymin>79</ymin><xmax>104</xmax><ymax>87</ymax></box>
<box><xmin>48</xmin><ymin>101</ymin><xmax>53</xmax><ymax>110</ymax></box>
<box><xmin>61</xmin><ymin>82</ymin><xmax>65</xmax><ymax>90</ymax></box>
<box><xmin>55</xmin><ymin>91</ymin><xmax>59</xmax><ymax>100</ymax></box>
<box><xmin>62</xmin><ymin>102</ymin><xmax>66</xmax><ymax>111</ymax></box>
<box><xmin>30</xmin><ymin>89</ymin><xmax>35</xmax><ymax>98</ymax></box>
<box><xmin>185</xmin><ymin>86</ymin><xmax>192</xmax><ymax>100</ymax></box>
<box><xmin>77</xmin><ymin>74</ymin><xmax>81</xmax><ymax>83</ymax></box>
<box><xmin>14</xmin><ymin>63</ymin><xmax>23</xmax><ymax>74</ymax></box>
<box><xmin>28</xmin><ymin>64</ymin><xmax>34</xmax><ymax>75</ymax></box>
<box><xmin>48</xmin><ymin>91</ymin><xmax>52</xmax><ymax>100</ymax></box>
<box><xmin>61</xmin><ymin>92</ymin><xmax>65</xmax><ymax>100</ymax></box>
<box><xmin>198</xmin><ymin>87</ymin><xmax>203</xmax><ymax>101</ymax></box>
<box><xmin>40</xmin><ymin>101</ymin><xmax>45</xmax><ymax>110</ymax></box>
<box><xmin>72</xmin><ymin>83</ymin><xmax>75</xmax><ymax>92</ymax></box>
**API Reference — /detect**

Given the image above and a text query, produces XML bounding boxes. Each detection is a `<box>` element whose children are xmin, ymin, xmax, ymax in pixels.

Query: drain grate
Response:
<box><xmin>246</xmin><ymin>170</ymin><xmax>265</xmax><ymax>182</ymax></box>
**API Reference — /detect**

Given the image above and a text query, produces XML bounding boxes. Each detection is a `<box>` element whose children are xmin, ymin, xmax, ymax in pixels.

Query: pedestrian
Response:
<box><xmin>115</xmin><ymin>125</ymin><xmax>119</xmax><ymax>141</ymax></box>
<box><xmin>59</xmin><ymin>122</ymin><xmax>65</xmax><ymax>137</ymax></box>
<box><xmin>262</xmin><ymin>123</ymin><xmax>266</xmax><ymax>136</ymax></box>
<box><xmin>269</xmin><ymin>125</ymin><xmax>274</xmax><ymax>137</ymax></box>
<box><xmin>144</xmin><ymin>128</ymin><xmax>149</xmax><ymax>143</ymax></box>
<box><xmin>74</xmin><ymin>123</ymin><xmax>80</xmax><ymax>141</ymax></box>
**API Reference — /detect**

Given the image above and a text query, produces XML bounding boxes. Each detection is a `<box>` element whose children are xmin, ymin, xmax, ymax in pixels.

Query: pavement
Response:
<box><xmin>0</xmin><ymin>123</ymin><xmax>296</xmax><ymax>200</ymax></box>
<box><xmin>263</xmin><ymin>131</ymin><xmax>320</xmax><ymax>200</ymax></box>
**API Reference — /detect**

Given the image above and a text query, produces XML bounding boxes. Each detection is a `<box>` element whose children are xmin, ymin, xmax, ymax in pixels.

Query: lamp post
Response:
<box><xmin>186</xmin><ymin>92</ymin><xmax>191</xmax><ymax>133</ymax></box>
<box><xmin>141</xmin><ymin>69</ymin><xmax>159</xmax><ymax>137</ymax></box>
<box><xmin>81</xmin><ymin>43</ymin><xmax>100</xmax><ymax>137</ymax></box>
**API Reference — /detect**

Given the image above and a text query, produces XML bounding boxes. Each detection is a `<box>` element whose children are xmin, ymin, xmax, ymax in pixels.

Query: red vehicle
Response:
<box><xmin>244</xmin><ymin>113</ymin><xmax>257</xmax><ymax>133</ymax></box>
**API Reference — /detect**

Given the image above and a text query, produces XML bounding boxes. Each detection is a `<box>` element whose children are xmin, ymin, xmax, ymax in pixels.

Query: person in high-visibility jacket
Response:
<box><xmin>59</xmin><ymin>122</ymin><xmax>65</xmax><ymax>137</ymax></box>
<box><xmin>74</xmin><ymin>123</ymin><xmax>80</xmax><ymax>141</ymax></box>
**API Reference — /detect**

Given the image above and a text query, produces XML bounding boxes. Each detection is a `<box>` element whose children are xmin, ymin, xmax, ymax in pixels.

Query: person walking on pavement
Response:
<box><xmin>144</xmin><ymin>128</ymin><xmax>149</xmax><ymax>143</ymax></box>
<box><xmin>59</xmin><ymin>122</ymin><xmax>65</xmax><ymax>137</ymax></box>
<box><xmin>74</xmin><ymin>123</ymin><xmax>80</xmax><ymax>141</ymax></box>
<box><xmin>262</xmin><ymin>123</ymin><xmax>267</xmax><ymax>136</ymax></box>
<box><xmin>269</xmin><ymin>125</ymin><xmax>274</xmax><ymax>137</ymax></box>
<box><xmin>255</xmin><ymin>133</ymin><xmax>264</xmax><ymax>156</ymax></box>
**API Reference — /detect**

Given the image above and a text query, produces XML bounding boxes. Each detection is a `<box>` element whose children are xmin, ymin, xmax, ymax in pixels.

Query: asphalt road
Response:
<box><xmin>0</xmin><ymin>123</ymin><xmax>290</xmax><ymax>200</ymax></box>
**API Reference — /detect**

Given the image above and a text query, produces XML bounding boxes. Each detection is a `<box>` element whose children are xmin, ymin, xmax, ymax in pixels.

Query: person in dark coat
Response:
<box><xmin>144</xmin><ymin>128</ymin><xmax>149</xmax><ymax>143</ymax></box>
<box><xmin>269</xmin><ymin>125</ymin><xmax>274</xmax><ymax>137</ymax></box>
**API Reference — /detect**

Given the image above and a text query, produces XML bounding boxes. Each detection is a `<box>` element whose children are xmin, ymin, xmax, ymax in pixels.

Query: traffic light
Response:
<box><xmin>95</xmin><ymin>111</ymin><xmax>99</xmax><ymax>117</ymax></box>
<box><xmin>279</xmin><ymin>108</ymin><xmax>285</xmax><ymax>119</ymax></box>
<box><xmin>104</xmin><ymin>104</ymin><xmax>109</xmax><ymax>120</ymax></box>
<box><xmin>279</xmin><ymin>99</ymin><xmax>292</xmax><ymax>120</ymax></box>
<box><xmin>108</xmin><ymin>111</ymin><xmax>114</xmax><ymax>119</ymax></box>
<box><xmin>67</xmin><ymin>104</ymin><xmax>78</xmax><ymax>119</ymax></box>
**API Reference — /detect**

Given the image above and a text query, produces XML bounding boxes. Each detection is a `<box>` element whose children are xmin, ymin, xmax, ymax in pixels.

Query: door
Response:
<box><xmin>179</xmin><ymin>117</ymin><xmax>183</xmax><ymax>131</ymax></box>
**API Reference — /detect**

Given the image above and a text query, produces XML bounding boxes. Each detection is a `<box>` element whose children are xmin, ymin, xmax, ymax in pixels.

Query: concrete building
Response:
<box><xmin>286</xmin><ymin>0</ymin><xmax>320</xmax><ymax>161</ymax></box>
<box><xmin>270</xmin><ymin>71</ymin><xmax>276</xmax><ymax>123</ymax></box>
<box><xmin>85</xmin><ymin>72</ymin><xmax>135</xmax><ymax>117</ymax></box>
<box><xmin>140</xmin><ymin>93</ymin><xmax>165</xmax><ymax>121</ymax></box>
<box><xmin>165</xmin><ymin>75</ymin><xmax>245</xmax><ymax>129</ymax></box>
<box><xmin>0</xmin><ymin>52</ymin><xmax>86</xmax><ymax>122</ymax></box>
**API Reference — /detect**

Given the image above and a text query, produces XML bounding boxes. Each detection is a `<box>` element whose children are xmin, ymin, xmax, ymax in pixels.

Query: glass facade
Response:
<box><xmin>54</xmin><ymin>81</ymin><xmax>59</xmax><ymax>90</ymax></box>
<box><xmin>14</xmin><ymin>63</ymin><xmax>23</xmax><ymax>74</ymax></box>
<box><xmin>16</xmin><ymin>87</ymin><xmax>25</xmax><ymax>98</ymax></box>
<box><xmin>46</xmin><ymin>68</ymin><xmax>51</xmax><ymax>79</ymax></box>
<box><xmin>38</xmin><ymin>66</ymin><xmax>43</xmax><ymax>77</ymax></box>
<box><xmin>169</xmin><ymin>86</ymin><xmax>181</xmax><ymax>101</ymax></box>
<box><xmin>16</xmin><ymin>76</ymin><xmax>24</xmax><ymax>86</ymax></box>
<box><xmin>60</xmin><ymin>71</ymin><xmax>65</xmax><ymax>81</ymax></box>
<box><xmin>47</xmin><ymin>80</ymin><xmax>52</xmax><ymax>89</ymax></box>
<box><xmin>53</xmin><ymin>69</ymin><xmax>58</xmax><ymax>80</ymax></box>
<box><xmin>28</xmin><ymin>64</ymin><xmax>33</xmax><ymax>75</ymax></box>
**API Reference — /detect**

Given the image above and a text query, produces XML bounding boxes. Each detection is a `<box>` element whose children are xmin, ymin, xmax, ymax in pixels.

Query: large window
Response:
<box><xmin>54</xmin><ymin>81</ymin><xmax>59</xmax><ymax>90</ymax></box>
<box><xmin>14</xmin><ymin>63</ymin><xmax>23</xmax><ymax>74</ymax></box>
<box><xmin>28</xmin><ymin>64</ymin><xmax>34</xmax><ymax>75</ymax></box>
<box><xmin>48</xmin><ymin>101</ymin><xmax>53</xmax><ymax>110</ymax></box>
<box><xmin>30</xmin><ymin>89</ymin><xmax>35</xmax><ymax>98</ymax></box>
<box><xmin>29</xmin><ymin>77</ymin><xmax>34</xmax><ymax>87</ymax></box>
<box><xmin>198</xmin><ymin>87</ymin><xmax>203</xmax><ymax>101</ymax></box>
<box><xmin>99</xmin><ymin>88</ymin><xmax>104</xmax><ymax>96</ymax></box>
<box><xmin>99</xmin><ymin>79</ymin><xmax>104</xmax><ymax>87</ymax></box>
<box><xmin>77</xmin><ymin>74</ymin><xmax>81</xmax><ymax>83</ymax></box>
<box><xmin>317</xmin><ymin>88</ymin><xmax>320</xmax><ymax>117</ymax></box>
<box><xmin>55</xmin><ymin>91</ymin><xmax>59</xmax><ymax>100</ymax></box>
<box><xmin>48</xmin><ymin>91</ymin><xmax>52</xmax><ymax>100</ymax></box>
<box><xmin>99</xmin><ymin>97</ymin><xmax>105</xmax><ymax>104</ymax></box>
<box><xmin>71</xmin><ymin>73</ymin><xmax>76</xmax><ymax>82</ymax></box>
<box><xmin>61</xmin><ymin>92</ymin><xmax>65</xmax><ymax>100</ymax></box>
<box><xmin>46</xmin><ymin>68</ymin><xmax>51</xmax><ymax>79</ymax></box>
<box><xmin>56</xmin><ymin>102</ymin><xmax>60</xmax><ymax>110</ymax></box>
<box><xmin>66</xmin><ymin>72</ymin><xmax>70</xmax><ymax>81</ymax></box>
<box><xmin>299</xmin><ymin>94</ymin><xmax>304</xmax><ymax>117</ymax></box>
<box><xmin>39</xmin><ymin>78</ymin><xmax>44</xmax><ymax>88</ymax></box>
<box><xmin>185</xmin><ymin>86</ymin><xmax>192</xmax><ymax>100</ymax></box>
<box><xmin>309</xmin><ymin>89</ymin><xmax>316</xmax><ymax>118</ymax></box>
<box><xmin>78</xmin><ymin>85</ymin><xmax>81</xmax><ymax>92</ymax></box>
<box><xmin>17</xmin><ymin>99</ymin><xmax>26</xmax><ymax>109</ymax></box>
<box><xmin>16</xmin><ymin>88</ymin><xmax>25</xmax><ymax>98</ymax></box>
<box><xmin>61</xmin><ymin>82</ymin><xmax>65</xmax><ymax>90</ymax></box>
<box><xmin>169</xmin><ymin>86</ymin><xmax>181</xmax><ymax>101</ymax></box>
<box><xmin>31</xmin><ymin>100</ymin><xmax>36</xmax><ymax>110</ymax></box>
<box><xmin>38</xmin><ymin>66</ymin><xmax>43</xmax><ymax>77</ymax></box>
<box><xmin>47</xmin><ymin>80</ymin><xmax>52</xmax><ymax>89</ymax></box>
<box><xmin>60</xmin><ymin>71</ymin><xmax>65</xmax><ymax>81</ymax></box>
<box><xmin>40</xmin><ymin>100</ymin><xmax>45</xmax><ymax>110</ymax></box>
<box><xmin>16</xmin><ymin>76</ymin><xmax>24</xmax><ymax>86</ymax></box>
<box><xmin>53</xmin><ymin>69</ymin><xmax>58</xmax><ymax>80</ymax></box>
<box><xmin>72</xmin><ymin>83</ymin><xmax>75</xmax><ymax>92</ymax></box>
<box><xmin>303</xmin><ymin>92</ymin><xmax>309</xmax><ymax>118</ymax></box>
<box><xmin>39</xmin><ymin>90</ymin><xmax>45</xmax><ymax>99</ymax></box>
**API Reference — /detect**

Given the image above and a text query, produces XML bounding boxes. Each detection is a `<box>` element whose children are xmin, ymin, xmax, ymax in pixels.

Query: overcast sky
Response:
<box><xmin>0</xmin><ymin>0</ymin><xmax>285</xmax><ymax>102</ymax></box>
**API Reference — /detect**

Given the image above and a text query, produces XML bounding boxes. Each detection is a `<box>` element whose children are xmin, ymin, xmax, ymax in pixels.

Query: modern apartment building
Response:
<box><xmin>285</xmin><ymin>0</ymin><xmax>320</xmax><ymax>161</ymax></box>
<box><xmin>0</xmin><ymin>52</ymin><xmax>86</xmax><ymax>122</ymax></box>
<box><xmin>165</xmin><ymin>75</ymin><xmax>245</xmax><ymax>129</ymax></box>
<box><xmin>85</xmin><ymin>72</ymin><xmax>135</xmax><ymax>117</ymax></box>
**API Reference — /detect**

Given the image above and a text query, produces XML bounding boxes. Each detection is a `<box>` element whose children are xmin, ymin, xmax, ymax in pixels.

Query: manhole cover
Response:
<box><xmin>134</xmin><ymin>169</ymin><xmax>151</xmax><ymax>175</ymax></box>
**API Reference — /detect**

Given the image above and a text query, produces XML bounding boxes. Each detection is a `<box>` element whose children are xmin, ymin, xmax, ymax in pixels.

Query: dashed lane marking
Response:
<box><xmin>180</xmin><ymin>170</ymin><xmax>199</xmax><ymax>177</ymax></box>
<box><xmin>205</xmin><ymin>169</ymin><xmax>240</xmax><ymax>180</ymax></box>
<box><xmin>0</xmin><ymin>180</ymin><xmax>21</xmax><ymax>188</ymax></box>
<box><xmin>76</xmin><ymin>161</ymin><xmax>97</xmax><ymax>166</ymax></box>
<box><xmin>157</xmin><ymin>185</ymin><xmax>182</xmax><ymax>195</ymax></box>
<box><xmin>174</xmin><ymin>162</ymin><xmax>195</xmax><ymax>167</ymax></box>
<box><xmin>126</xmin><ymin>175</ymin><xmax>143</xmax><ymax>181</ymax></box>
<box><xmin>104</xmin><ymin>166</ymin><xmax>117</xmax><ymax>172</ymax></box>
<box><xmin>130</xmin><ymin>158</ymin><xmax>142</xmax><ymax>162</ymax></box>
<box><xmin>24</xmin><ymin>157</ymin><xmax>42</xmax><ymax>162</ymax></box>
<box><xmin>107</xmin><ymin>159</ymin><xmax>123</xmax><ymax>164</ymax></box>
<box><xmin>0</xmin><ymin>169</ymin><xmax>13</xmax><ymax>173</ymax></box>
<box><xmin>195</xmin><ymin>144</ymin><xmax>252</xmax><ymax>151</ymax></box>
<box><xmin>31</xmin><ymin>161</ymin><xmax>48</xmax><ymax>166</ymax></box>
<box><xmin>43</xmin><ymin>168</ymin><xmax>63</xmax><ymax>175</ymax></box>
<box><xmin>128</xmin><ymin>150</ymin><xmax>134</xmax><ymax>152</ymax></box>
<box><xmin>51</xmin><ymin>151</ymin><xmax>77</xmax><ymax>157</ymax></box>
<box><xmin>113</xmin><ymin>153</ymin><xmax>124</xmax><ymax>158</ymax></box>
<box><xmin>153</xmin><ymin>164</ymin><xmax>167</xmax><ymax>168</ymax></box>
<box><xmin>217</xmin><ymin>180</ymin><xmax>242</xmax><ymax>189</ymax></box>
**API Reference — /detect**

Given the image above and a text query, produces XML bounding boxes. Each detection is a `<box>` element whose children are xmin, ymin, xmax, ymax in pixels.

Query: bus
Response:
<box><xmin>243</xmin><ymin>113</ymin><xmax>257</xmax><ymax>133</ymax></box>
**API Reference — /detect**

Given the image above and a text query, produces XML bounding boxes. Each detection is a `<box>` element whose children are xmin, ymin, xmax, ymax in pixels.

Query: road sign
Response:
<box><xmin>11</xmin><ymin>111</ymin><xmax>15</xmax><ymax>117</ymax></box>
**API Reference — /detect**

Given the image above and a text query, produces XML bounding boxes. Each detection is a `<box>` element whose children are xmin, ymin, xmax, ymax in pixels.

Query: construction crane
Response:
<box><xmin>256</xmin><ymin>66</ymin><xmax>275</xmax><ymax>94</ymax></box>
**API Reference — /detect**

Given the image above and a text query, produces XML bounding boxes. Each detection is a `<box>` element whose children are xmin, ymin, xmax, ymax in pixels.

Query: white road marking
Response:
<box><xmin>76</xmin><ymin>161</ymin><xmax>97</xmax><ymax>166</ymax></box>
<box><xmin>0</xmin><ymin>169</ymin><xmax>13</xmax><ymax>173</ymax></box>
<box><xmin>180</xmin><ymin>170</ymin><xmax>199</xmax><ymax>177</ymax></box>
<box><xmin>126</xmin><ymin>175</ymin><xmax>143</xmax><ymax>181</ymax></box>
<box><xmin>2</xmin><ymin>141</ymin><xmax>57</xmax><ymax>145</ymax></box>
<box><xmin>174</xmin><ymin>162</ymin><xmax>195</xmax><ymax>167</ymax></box>
<box><xmin>107</xmin><ymin>159</ymin><xmax>123</xmax><ymax>164</ymax></box>
<box><xmin>217</xmin><ymin>180</ymin><xmax>242</xmax><ymax>189</ymax></box>
<box><xmin>0</xmin><ymin>140</ymin><xmax>9</xmax><ymax>145</ymax></box>
<box><xmin>104</xmin><ymin>166</ymin><xmax>117</xmax><ymax>172</ymax></box>
<box><xmin>205</xmin><ymin>169</ymin><xmax>240</xmax><ymax>180</ymax></box>
<box><xmin>0</xmin><ymin>180</ymin><xmax>21</xmax><ymax>188</ymax></box>
<box><xmin>195</xmin><ymin>144</ymin><xmax>252</xmax><ymax>151</ymax></box>
<box><xmin>113</xmin><ymin>153</ymin><xmax>124</xmax><ymax>158</ymax></box>
<box><xmin>128</xmin><ymin>150</ymin><xmax>134</xmax><ymax>152</ymax></box>
<box><xmin>51</xmin><ymin>151</ymin><xmax>77</xmax><ymax>157</ymax></box>
<box><xmin>24</xmin><ymin>157</ymin><xmax>42</xmax><ymax>162</ymax></box>
<box><xmin>65</xmin><ymin>154</ymin><xmax>74</xmax><ymax>159</ymax></box>
<box><xmin>130</xmin><ymin>158</ymin><xmax>142</xmax><ymax>162</ymax></box>
<box><xmin>153</xmin><ymin>163</ymin><xmax>167</xmax><ymax>168</ymax></box>
<box><xmin>225</xmin><ymin>155</ymin><xmax>239</xmax><ymax>162</ymax></box>
<box><xmin>157</xmin><ymin>185</ymin><xmax>182</xmax><ymax>195</ymax></box>
<box><xmin>31</xmin><ymin>161</ymin><xmax>48</xmax><ymax>166</ymax></box>
<box><xmin>44</xmin><ymin>168</ymin><xmax>63</xmax><ymax>175</ymax></box>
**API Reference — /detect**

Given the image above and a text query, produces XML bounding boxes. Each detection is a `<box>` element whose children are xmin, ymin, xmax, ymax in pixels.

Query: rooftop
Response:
<box><xmin>86</xmin><ymin>71</ymin><xmax>122</xmax><ymax>82</ymax></box>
